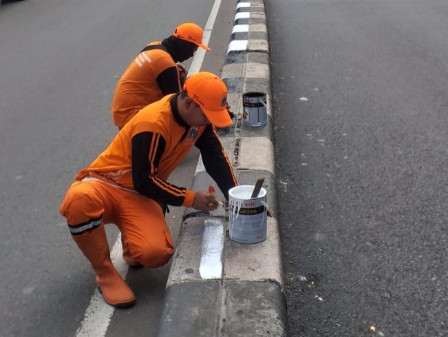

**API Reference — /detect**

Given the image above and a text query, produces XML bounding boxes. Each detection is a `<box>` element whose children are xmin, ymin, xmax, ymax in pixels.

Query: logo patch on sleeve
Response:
<box><xmin>189</xmin><ymin>127</ymin><xmax>198</xmax><ymax>139</ymax></box>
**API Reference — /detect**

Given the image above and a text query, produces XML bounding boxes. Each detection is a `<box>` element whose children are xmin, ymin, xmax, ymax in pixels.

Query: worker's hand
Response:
<box><xmin>177</xmin><ymin>64</ymin><xmax>188</xmax><ymax>86</ymax></box>
<box><xmin>192</xmin><ymin>190</ymin><xmax>220</xmax><ymax>211</ymax></box>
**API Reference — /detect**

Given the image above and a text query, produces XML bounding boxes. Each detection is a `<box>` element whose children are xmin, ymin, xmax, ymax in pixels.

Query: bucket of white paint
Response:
<box><xmin>228</xmin><ymin>185</ymin><xmax>267</xmax><ymax>244</ymax></box>
<box><xmin>242</xmin><ymin>92</ymin><xmax>267</xmax><ymax>127</ymax></box>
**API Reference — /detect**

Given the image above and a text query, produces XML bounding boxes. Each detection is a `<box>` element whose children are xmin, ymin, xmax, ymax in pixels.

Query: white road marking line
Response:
<box><xmin>188</xmin><ymin>0</ymin><xmax>221</xmax><ymax>75</ymax></box>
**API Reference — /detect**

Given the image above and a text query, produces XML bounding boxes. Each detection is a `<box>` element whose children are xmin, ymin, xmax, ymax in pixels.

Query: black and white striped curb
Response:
<box><xmin>156</xmin><ymin>1</ymin><xmax>287</xmax><ymax>336</ymax></box>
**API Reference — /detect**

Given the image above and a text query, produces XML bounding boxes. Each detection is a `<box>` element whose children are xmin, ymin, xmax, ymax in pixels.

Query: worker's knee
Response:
<box><xmin>59</xmin><ymin>182</ymin><xmax>103</xmax><ymax>227</ymax></box>
<box><xmin>132</xmin><ymin>242</ymin><xmax>174</xmax><ymax>268</ymax></box>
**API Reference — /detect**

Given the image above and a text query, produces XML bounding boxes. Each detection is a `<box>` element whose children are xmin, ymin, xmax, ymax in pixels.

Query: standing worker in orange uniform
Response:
<box><xmin>111</xmin><ymin>22</ymin><xmax>210</xmax><ymax>130</ymax></box>
<box><xmin>59</xmin><ymin>72</ymin><xmax>237</xmax><ymax>308</ymax></box>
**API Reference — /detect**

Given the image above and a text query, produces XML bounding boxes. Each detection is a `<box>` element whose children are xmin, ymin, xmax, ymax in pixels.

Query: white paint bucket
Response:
<box><xmin>228</xmin><ymin>185</ymin><xmax>267</xmax><ymax>244</ymax></box>
<box><xmin>242</xmin><ymin>92</ymin><xmax>267</xmax><ymax>127</ymax></box>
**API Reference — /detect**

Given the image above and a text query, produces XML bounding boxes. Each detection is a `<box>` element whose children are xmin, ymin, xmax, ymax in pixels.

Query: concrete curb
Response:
<box><xmin>156</xmin><ymin>1</ymin><xmax>287</xmax><ymax>336</ymax></box>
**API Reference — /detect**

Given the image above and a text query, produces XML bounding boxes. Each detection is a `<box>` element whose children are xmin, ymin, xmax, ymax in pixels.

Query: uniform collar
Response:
<box><xmin>170</xmin><ymin>93</ymin><xmax>189</xmax><ymax>128</ymax></box>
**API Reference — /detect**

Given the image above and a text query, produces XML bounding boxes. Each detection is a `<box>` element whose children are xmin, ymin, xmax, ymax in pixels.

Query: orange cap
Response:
<box><xmin>184</xmin><ymin>72</ymin><xmax>232</xmax><ymax>128</ymax></box>
<box><xmin>173</xmin><ymin>23</ymin><xmax>210</xmax><ymax>51</ymax></box>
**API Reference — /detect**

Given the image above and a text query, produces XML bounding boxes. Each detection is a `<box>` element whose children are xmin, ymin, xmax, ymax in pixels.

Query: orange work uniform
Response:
<box><xmin>60</xmin><ymin>93</ymin><xmax>237</xmax><ymax>268</ymax></box>
<box><xmin>110</xmin><ymin>42</ymin><xmax>182</xmax><ymax>129</ymax></box>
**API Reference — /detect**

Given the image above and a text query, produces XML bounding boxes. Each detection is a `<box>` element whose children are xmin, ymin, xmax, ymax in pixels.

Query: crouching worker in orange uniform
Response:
<box><xmin>59</xmin><ymin>72</ymin><xmax>237</xmax><ymax>308</ymax></box>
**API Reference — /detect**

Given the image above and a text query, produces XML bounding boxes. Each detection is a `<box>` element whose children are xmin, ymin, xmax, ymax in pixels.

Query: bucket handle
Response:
<box><xmin>244</xmin><ymin>93</ymin><xmax>268</xmax><ymax>107</ymax></box>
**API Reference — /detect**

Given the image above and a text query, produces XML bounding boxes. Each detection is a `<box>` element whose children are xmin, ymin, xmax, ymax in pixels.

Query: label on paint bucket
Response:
<box><xmin>242</xmin><ymin>92</ymin><xmax>267</xmax><ymax>127</ymax></box>
<box><xmin>229</xmin><ymin>185</ymin><xmax>267</xmax><ymax>244</ymax></box>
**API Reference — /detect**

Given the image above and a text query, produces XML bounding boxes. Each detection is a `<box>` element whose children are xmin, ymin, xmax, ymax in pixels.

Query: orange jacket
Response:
<box><xmin>78</xmin><ymin>94</ymin><xmax>237</xmax><ymax>207</ymax></box>
<box><xmin>110</xmin><ymin>42</ymin><xmax>182</xmax><ymax>129</ymax></box>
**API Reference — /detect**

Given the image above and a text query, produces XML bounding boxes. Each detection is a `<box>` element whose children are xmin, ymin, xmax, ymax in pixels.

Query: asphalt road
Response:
<box><xmin>0</xmin><ymin>0</ymin><xmax>233</xmax><ymax>336</ymax></box>
<box><xmin>267</xmin><ymin>0</ymin><xmax>448</xmax><ymax>336</ymax></box>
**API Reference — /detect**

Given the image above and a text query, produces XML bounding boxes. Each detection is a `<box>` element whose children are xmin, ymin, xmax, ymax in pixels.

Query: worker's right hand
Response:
<box><xmin>192</xmin><ymin>190</ymin><xmax>219</xmax><ymax>211</ymax></box>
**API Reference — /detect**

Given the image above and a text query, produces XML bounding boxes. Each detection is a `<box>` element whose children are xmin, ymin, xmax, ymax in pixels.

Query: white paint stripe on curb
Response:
<box><xmin>236</xmin><ymin>2</ymin><xmax>251</xmax><ymax>9</ymax></box>
<box><xmin>232</xmin><ymin>24</ymin><xmax>250</xmax><ymax>34</ymax></box>
<box><xmin>235</xmin><ymin>12</ymin><xmax>250</xmax><ymax>20</ymax></box>
<box><xmin>227</xmin><ymin>40</ymin><xmax>249</xmax><ymax>53</ymax></box>
<box><xmin>199</xmin><ymin>218</ymin><xmax>225</xmax><ymax>279</ymax></box>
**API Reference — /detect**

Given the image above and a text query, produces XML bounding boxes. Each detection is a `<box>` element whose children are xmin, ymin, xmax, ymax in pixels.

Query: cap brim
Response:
<box><xmin>198</xmin><ymin>43</ymin><xmax>211</xmax><ymax>51</ymax></box>
<box><xmin>203</xmin><ymin>107</ymin><xmax>232</xmax><ymax>128</ymax></box>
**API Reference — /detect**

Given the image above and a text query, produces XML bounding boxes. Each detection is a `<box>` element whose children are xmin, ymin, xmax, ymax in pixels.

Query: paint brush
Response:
<box><xmin>208</xmin><ymin>185</ymin><xmax>226</xmax><ymax>217</ymax></box>
<box><xmin>208</xmin><ymin>185</ymin><xmax>224</xmax><ymax>206</ymax></box>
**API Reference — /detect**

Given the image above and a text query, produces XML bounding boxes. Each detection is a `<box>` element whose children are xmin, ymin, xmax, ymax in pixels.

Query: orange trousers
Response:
<box><xmin>59</xmin><ymin>180</ymin><xmax>174</xmax><ymax>268</ymax></box>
